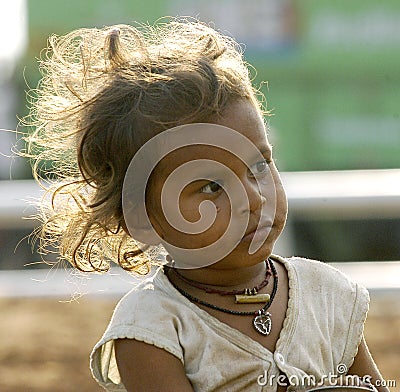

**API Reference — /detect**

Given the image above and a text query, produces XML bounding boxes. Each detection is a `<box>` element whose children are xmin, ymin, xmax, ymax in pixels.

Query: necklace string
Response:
<box><xmin>164</xmin><ymin>259</ymin><xmax>278</xmax><ymax>317</ymax></box>
<box><xmin>172</xmin><ymin>259</ymin><xmax>272</xmax><ymax>296</ymax></box>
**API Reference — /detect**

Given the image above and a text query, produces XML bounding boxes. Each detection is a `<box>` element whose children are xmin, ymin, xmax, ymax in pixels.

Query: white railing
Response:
<box><xmin>282</xmin><ymin>169</ymin><xmax>400</xmax><ymax>219</ymax></box>
<box><xmin>1</xmin><ymin>169</ymin><xmax>399</xmax><ymax>298</ymax></box>
<box><xmin>1</xmin><ymin>169</ymin><xmax>400</xmax><ymax>229</ymax></box>
<box><xmin>0</xmin><ymin>261</ymin><xmax>399</xmax><ymax>299</ymax></box>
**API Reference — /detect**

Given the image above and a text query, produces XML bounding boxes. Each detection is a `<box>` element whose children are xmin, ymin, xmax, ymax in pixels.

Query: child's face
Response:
<box><xmin>147</xmin><ymin>99</ymin><xmax>288</xmax><ymax>269</ymax></box>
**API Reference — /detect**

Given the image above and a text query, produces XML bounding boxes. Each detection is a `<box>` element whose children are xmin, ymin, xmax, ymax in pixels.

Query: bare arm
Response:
<box><xmin>115</xmin><ymin>338</ymin><xmax>194</xmax><ymax>392</ymax></box>
<box><xmin>348</xmin><ymin>335</ymin><xmax>390</xmax><ymax>392</ymax></box>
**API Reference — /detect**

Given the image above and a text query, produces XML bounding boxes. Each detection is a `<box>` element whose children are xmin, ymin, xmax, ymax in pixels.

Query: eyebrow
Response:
<box><xmin>260</xmin><ymin>146</ymin><xmax>272</xmax><ymax>154</ymax></box>
<box><xmin>249</xmin><ymin>146</ymin><xmax>272</xmax><ymax>162</ymax></box>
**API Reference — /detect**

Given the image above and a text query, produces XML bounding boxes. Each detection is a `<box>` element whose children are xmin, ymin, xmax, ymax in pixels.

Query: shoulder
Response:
<box><xmin>273</xmin><ymin>254</ymin><xmax>369</xmax><ymax>330</ymax></box>
<box><xmin>273</xmin><ymin>255</ymin><xmax>370</xmax><ymax>374</ymax></box>
<box><xmin>90</xmin><ymin>271</ymin><xmax>187</xmax><ymax>387</ymax></box>
<box><xmin>274</xmin><ymin>254</ymin><xmax>365</xmax><ymax>294</ymax></box>
<box><xmin>109</xmin><ymin>272</ymin><xmax>186</xmax><ymax>329</ymax></box>
<box><xmin>95</xmin><ymin>270</ymin><xmax>188</xmax><ymax>357</ymax></box>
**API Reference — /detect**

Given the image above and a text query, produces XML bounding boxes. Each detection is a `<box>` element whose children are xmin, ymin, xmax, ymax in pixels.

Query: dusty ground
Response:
<box><xmin>0</xmin><ymin>294</ymin><xmax>399</xmax><ymax>392</ymax></box>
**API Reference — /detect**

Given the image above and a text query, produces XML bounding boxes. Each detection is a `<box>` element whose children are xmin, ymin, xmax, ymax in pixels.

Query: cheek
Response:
<box><xmin>179</xmin><ymin>192</ymin><xmax>228</xmax><ymax>220</ymax></box>
<box><xmin>213</xmin><ymin>194</ymin><xmax>230</xmax><ymax>225</ymax></box>
<box><xmin>271</xmin><ymin>172</ymin><xmax>288</xmax><ymax>223</ymax></box>
<box><xmin>178</xmin><ymin>196</ymin><xmax>201</xmax><ymax>223</ymax></box>
<box><xmin>180</xmin><ymin>193</ymin><xmax>231</xmax><ymax>237</ymax></box>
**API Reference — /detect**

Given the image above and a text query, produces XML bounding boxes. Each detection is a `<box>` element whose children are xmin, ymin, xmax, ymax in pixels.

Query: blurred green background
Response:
<box><xmin>22</xmin><ymin>0</ymin><xmax>400</xmax><ymax>172</ymax></box>
<box><xmin>1</xmin><ymin>0</ymin><xmax>399</xmax><ymax>266</ymax></box>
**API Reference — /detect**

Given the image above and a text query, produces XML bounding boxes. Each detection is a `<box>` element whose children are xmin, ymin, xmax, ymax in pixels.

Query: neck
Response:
<box><xmin>172</xmin><ymin>261</ymin><xmax>266</xmax><ymax>288</ymax></box>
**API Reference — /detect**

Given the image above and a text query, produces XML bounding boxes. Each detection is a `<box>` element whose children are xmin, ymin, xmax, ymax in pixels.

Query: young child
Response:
<box><xmin>26</xmin><ymin>19</ymin><xmax>388</xmax><ymax>392</ymax></box>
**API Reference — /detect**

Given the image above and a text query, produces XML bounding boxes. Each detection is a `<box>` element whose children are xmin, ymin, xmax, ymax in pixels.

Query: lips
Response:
<box><xmin>241</xmin><ymin>220</ymin><xmax>273</xmax><ymax>242</ymax></box>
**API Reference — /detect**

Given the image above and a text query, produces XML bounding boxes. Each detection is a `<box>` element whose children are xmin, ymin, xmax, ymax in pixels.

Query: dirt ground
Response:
<box><xmin>1</xmin><ymin>293</ymin><xmax>399</xmax><ymax>392</ymax></box>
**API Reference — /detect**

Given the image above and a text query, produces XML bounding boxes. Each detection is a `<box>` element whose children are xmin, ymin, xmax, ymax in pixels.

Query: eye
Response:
<box><xmin>200</xmin><ymin>181</ymin><xmax>223</xmax><ymax>194</ymax></box>
<box><xmin>249</xmin><ymin>159</ymin><xmax>270</xmax><ymax>177</ymax></box>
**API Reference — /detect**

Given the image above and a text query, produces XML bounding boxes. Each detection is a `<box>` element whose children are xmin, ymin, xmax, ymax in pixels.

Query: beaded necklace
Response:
<box><xmin>172</xmin><ymin>259</ymin><xmax>272</xmax><ymax>303</ymax></box>
<box><xmin>164</xmin><ymin>259</ymin><xmax>278</xmax><ymax>336</ymax></box>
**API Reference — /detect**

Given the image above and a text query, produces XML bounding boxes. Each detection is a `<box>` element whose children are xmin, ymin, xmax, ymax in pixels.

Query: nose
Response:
<box><xmin>239</xmin><ymin>178</ymin><xmax>266</xmax><ymax>214</ymax></box>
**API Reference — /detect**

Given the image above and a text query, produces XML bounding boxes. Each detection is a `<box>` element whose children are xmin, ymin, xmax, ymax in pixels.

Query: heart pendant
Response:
<box><xmin>253</xmin><ymin>310</ymin><xmax>272</xmax><ymax>335</ymax></box>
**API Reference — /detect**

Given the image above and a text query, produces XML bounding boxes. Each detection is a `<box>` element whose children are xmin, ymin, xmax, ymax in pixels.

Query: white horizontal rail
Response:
<box><xmin>0</xmin><ymin>262</ymin><xmax>399</xmax><ymax>299</ymax></box>
<box><xmin>0</xmin><ymin>179</ymin><xmax>43</xmax><ymax>229</ymax></box>
<box><xmin>282</xmin><ymin>169</ymin><xmax>400</xmax><ymax>219</ymax></box>
<box><xmin>0</xmin><ymin>266</ymin><xmax>143</xmax><ymax>298</ymax></box>
<box><xmin>1</xmin><ymin>169</ymin><xmax>399</xmax><ymax>228</ymax></box>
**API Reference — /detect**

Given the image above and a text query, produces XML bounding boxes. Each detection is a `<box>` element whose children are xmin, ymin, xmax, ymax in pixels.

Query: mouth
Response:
<box><xmin>241</xmin><ymin>220</ymin><xmax>273</xmax><ymax>242</ymax></box>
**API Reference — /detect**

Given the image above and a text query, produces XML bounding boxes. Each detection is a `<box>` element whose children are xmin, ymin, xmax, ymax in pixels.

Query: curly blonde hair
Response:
<box><xmin>24</xmin><ymin>18</ymin><xmax>267</xmax><ymax>274</ymax></box>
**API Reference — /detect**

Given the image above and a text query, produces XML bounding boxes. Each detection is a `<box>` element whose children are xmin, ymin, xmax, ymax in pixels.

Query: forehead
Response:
<box><xmin>213</xmin><ymin>99</ymin><xmax>268</xmax><ymax>146</ymax></box>
<box><xmin>155</xmin><ymin>100</ymin><xmax>270</xmax><ymax>175</ymax></box>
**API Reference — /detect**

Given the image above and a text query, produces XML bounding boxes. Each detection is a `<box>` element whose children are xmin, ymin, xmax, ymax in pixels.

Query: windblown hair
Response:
<box><xmin>24</xmin><ymin>18</ymin><xmax>267</xmax><ymax>273</ymax></box>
